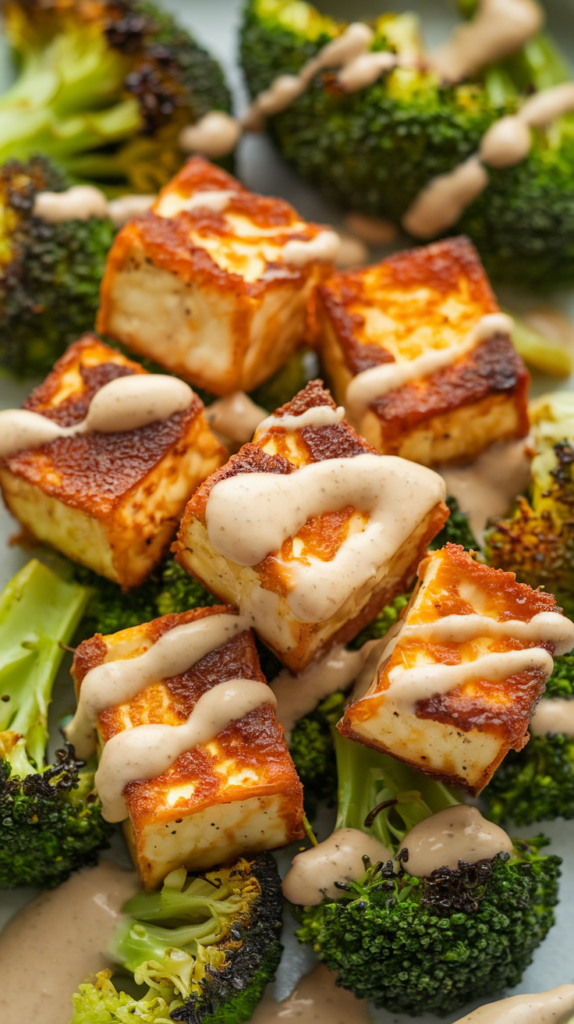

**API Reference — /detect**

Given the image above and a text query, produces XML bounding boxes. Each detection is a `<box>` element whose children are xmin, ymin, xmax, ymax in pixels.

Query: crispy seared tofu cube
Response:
<box><xmin>72</xmin><ymin>606</ymin><xmax>305</xmax><ymax>889</ymax></box>
<box><xmin>175</xmin><ymin>381</ymin><xmax>449</xmax><ymax>673</ymax></box>
<box><xmin>339</xmin><ymin>543</ymin><xmax>569</xmax><ymax>794</ymax></box>
<box><xmin>0</xmin><ymin>335</ymin><xmax>224</xmax><ymax>588</ymax></box>
<box><xmin>97</xmin><ymin>157</ymin><xmax>336</xmax><ymax>396</ymax></box>
<box><xmin>316</xmin><ymin>236</ymin><xmax>529</xmax><ymax>467</ymax></box>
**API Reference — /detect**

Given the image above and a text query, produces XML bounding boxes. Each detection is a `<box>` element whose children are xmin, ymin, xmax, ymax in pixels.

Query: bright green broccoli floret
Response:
<box><xmin>485</xmin><ymin>653</ymin><xmax>574</xmax><ymax>825</ymax></box>
<box><xmin>240</xmin><ymin>0</ymin><xmax>574</xmax><ymax>289</ymax></box>
<box><xmin>71</xmin><ymin>854</ymin><xmax>283</xmax><ymax>1024</ymax></box>
<box><xmin>430</xmin><ymin>496</ymin><xmax>478</xmax><ymax>552</ymax></box>
<box><xmin>289</xmin><ymin>690</ymin><xmax>346</xmax><ymax>817</ymax></box>
<box><xmin>0</xmin><ymin>0</ymin><xmax>231</xmax><ymax>191</ymax></box>
<box><xmin>0</xmin><ymin>558</ymin><xmax>113</xmax><ymax>888</ymax></box>
<box><xmin>0</xmin><ymin>155</ymin><xmax>115</xmax><ymax>377</ymax></box>
<box><xmin>292</xmin><ymin>730</ymin><xmax>561</xmax><ymax>1016</ymax></box>
<box><xmin>350</xmin><ymin>591</ymin><xmax>410</xmax><ymax>649</ymax></box>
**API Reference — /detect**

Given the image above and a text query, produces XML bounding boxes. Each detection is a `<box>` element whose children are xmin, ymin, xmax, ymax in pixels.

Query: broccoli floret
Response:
<box><xmin>250</xmin><ymin>347</ymin><xmax>319</xmax><ymax>412</ymax></box>
<box><xmin>350</xmin><ymin>591</ymin><xmax>410</xmax><ymax>649</ymax></box>
<box><xmin>292</xmin><ymin>730</ymin><xmax>561</xmax><ymax>1015</ymax></box>
<box><xmin>71</xmin><ymin>854</ymin><xmax>283</xmax><ymax>1024</ymax></box>
<box><xmin>485</xmin><ymin>392</ymin><xmax>574</xmax><ymax>616</ymax></box>
<box><xmin>0</xmin><ymin>0</ymin><xmax>231</xmax><ymax>191</ymax></box>
<box><xmin>0</xmin><ymin>155</ymin><xmax>116</xmax><ymax>377</ymax></box>
<box><xmin>289</xmin><ymin>690</ymin><xmax>346</xmax><ymax>817</ymax></box>
<box><xmin>0</xmin><ymin>558</ymin><xmax>113</xmax><ymax>888</ymax></box>
<box><xmin>240</xmin><ymin>0</ymin><xmax>574</xmax><ymax>289</ymax></box>
<box><xmin>430</xmin><ymin>496</ymin><xmax>478</xmax><ymax>552</ymax></box>
<box><xmin>485</xmin><ymin>653</ymin><xmax>574</xmax><ymax>825</ymax></box>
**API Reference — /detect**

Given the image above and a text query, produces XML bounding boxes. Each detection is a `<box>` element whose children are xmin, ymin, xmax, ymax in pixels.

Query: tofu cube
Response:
<box><xmin>97</xmin><ymin>156</ymin><xmax>336</xmax><ymax>396</ymax></box>
<box><xmin>72</xmin><ymin>606</ymin><xmax>304</xmax><ymax>889</ymax></box>
<box><xmin>316</xmin><ymin>236</ymin><xmax>529</xmax><ymax>466</ymax></box>
<box><xmin>175</xmin><ymin>381</ymin><xmax>449</xmax><ymax>673</ymax></box>
<box><xmin>0</xmin><ymin>335</ymin><xmax>224</xmax><ymax>588</ymax></box>
<box><xmin>339</xmin><ymin>543</ymin><xmax>567</xmax><ymax>794</ymax></box>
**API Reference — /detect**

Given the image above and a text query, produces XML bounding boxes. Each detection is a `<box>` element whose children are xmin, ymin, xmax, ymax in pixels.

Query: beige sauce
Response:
<box><xmin>403</xmin><ymin>610</ymin><xmax>574</xmax><ymax>654</ymax></box>
<box><xmin>479</xmin><ymin>115</ymin><xmax>532</xmax><ymax>168</ymax></box>
<box><xmin>440</xmin><ymin>438</ymin><xmax>532</xmax><ymax>538</ymax></box>
<box><xmin>531</xmin><ymin>698</ymin><xmax>574</xmax><ymax>737</ymax></box>
<box><xmin>156</xmin><ymin>188</ymin><xmax>237</xmax><ymax>219</ymax></box>
<box><xmin>520</xmin><ymin>82</ymin><xmax>574</xmax><ymax>127</ymax></box>
<box><xmin>335</xmin><ymin>233</ymin><xmax>370</xmax><ymax>269</ymax></box>
<box><xmin>430</xmin><ymin>0</ymin><xmax>542</xmax><ymax>83</ymax></box>
<box><xmin>255</xmin><ymin>404</ymin><xmax>345</xmax><ymax>437</ymax></box>
<box><xmin>0</xmin><ymin>375</ymin><xmax>194</xmax><ymax>461</ymax></box>
<box><xmin>343</xmin><ymin>212</ymin><xmax>398</xmax><ymax>245</ymax></box>
<box><xmin>454</xmin><ymin>985</ymin><xmax>574</xmax><ymax>1024</ymax></box>
<box><xmin>206</xmin><ymin>392</ymin><xmax>267</xmax><ymax>446</ymax></box>
<box><xmin>281</xmin><ymin>230</ymin><xmax>340</xmax><ymax>267</ymax></box>
<box><xmin>338</xmin><ymin>50</ymin><xmax>399</xmax><ymax>91</ymax></box>
<box><xmin>95</xmin><ymin>678</ymin><xmax>276</xmax><ymax>822</ymax></box>
<box><xmin>250</xmin><ymin>964</ymin><xmax>372</xmax><ymax>1024</ymax></box>
<box><xmin>33</xmin><ymin>184</ymin><xmax>109</xmax><ymax>222</ymax></box>
<box><xmin>66</xmin><ymin>613</ymin><xmax>249</xmax><ymax>759</ymax></box>
<box><xmin>0</xmin><ymin>860</ymin><xmax>137</xmax><ymax>1024</ymax></box>
<box><xmin>398</xmin><ymin>805</ymin><xmax>513</xmax><ymax>877</ymax></box>
<box><xmin>282</xmin><ymin>828</ymin><xmax>392</xmax><ymax>905</ymax></box>
<box><xmin>345</xmin><ymin>312</ymin><xmax>512</xmax><ymax>420</ymax></box>
<box><xmin>107</xmin><ymin>193</ymin><xmax>156</xmax><ymax>226</ymax></box>
<box><xmin>402</xmin><ymin>155</ymin><xmax>489</xmax><ymax>239</ymax></box>
<box><xmin>205</xmin><ymin>453</ymin><xmax>446</xmax><ymax>623</ymax></box>
<box><xmin>179</xmin><ymin>110</ymin><xmax>242</xmax><ymax>158</ymax></box>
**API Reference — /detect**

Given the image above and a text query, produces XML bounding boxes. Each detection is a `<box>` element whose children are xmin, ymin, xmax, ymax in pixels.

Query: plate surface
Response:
<box><xmin>1</xmin><ymin>2</ymin><xmax>574</xmax><ymax>1020</ymax></box>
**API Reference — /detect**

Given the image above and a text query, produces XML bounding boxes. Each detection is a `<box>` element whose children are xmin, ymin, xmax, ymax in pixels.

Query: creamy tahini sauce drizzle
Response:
<box><xmin>430</xmin><ymin>0</ymin><xmax>542</xmax><ymax>83</ymax></box>
<box><xmin>254</xmin><ymin>403</ymin><xmax>345</xmax><ymax>437</ymax></box>
<box><xmin>96</xmin><ymin>677</ymin><xmax>276</xmax><ymax>822</ymax></box>
<box><xmin>250</xmin><ymin>964</ymin><xmax>372</xmax><ymax>1024</ymax></box>
<box><xmin>531</xmin><ymin>698</ymin><xmax>574</xmax><ymax>737</ymax></box>
<box><xmin>205</xmin><ymin>453</ymin><xmax>446</xmax><ymax>623</ymax></box>
<box><xmin>33</xmin><ymin>185</ymin><xmax>156</xmax><ymax>226</ymax></box>
<box><xmin>282</xmin><ymin>828</ymin><xmax>392</xmax><ymax>905</ymax></box>
<box><xmin>0</xmin><ymin>375</ymin><xmax>194</xmax><ymax>460</ymax></box>
<box><xmin>398</xmin><ymin>805</ymin><xmax>513</xmax><ymax>877</ymax></box>
<box><xmin>281</xmin><ymin>230</ymin><xmax>341</xmax><ymax>267</ymax></box>
<box><xmin>155</xmin><ymin>188</ymin><xmax>237</xmax><ymax>218</ymax></box>
<box><xmin>345</xmin><ymin>313</ymin><xmax>512</xmax><ymax>420</ymax></box>
<box><xmin>179</xmin><ymin>110</ymin><xmax>242</xmax><ymax>158</ymax></box>
<box><xmin>66</xmin><ymin>613</ymin><xmax>249</xmax><ymax>759</ymax></box>
<box><xmin>205</xmin><ymin>391</ymin><xmax>267</xmax><ymax>446</ymax></box>
<box><xmin>402</xmin><ymin>611</ymin><xmax>574</xmax><ymax>654</ymax></box>
<box><xmin>454</xmin><ymin>985</ymin><xmax>574</xmax><ymax>1024</ymax></box>
<box><xmin>439</xmin><ymin>438</ymin><xmax>532</xmax><ymax>539</ymax></box>
<box><xmin>0</xmin><ymin>860</ymin><xmax>137</xmax><ymax>1024</ymax></box>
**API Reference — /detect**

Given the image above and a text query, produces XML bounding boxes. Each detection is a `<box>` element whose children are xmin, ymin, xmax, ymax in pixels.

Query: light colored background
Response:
<box><xmin>1</xmin><ymin>2</ymin><xmax>574</xmax><ymax>1020</ymax></box>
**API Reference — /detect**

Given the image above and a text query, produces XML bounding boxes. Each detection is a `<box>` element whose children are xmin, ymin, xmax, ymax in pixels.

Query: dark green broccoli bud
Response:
<box><xmin>71</xmin><ymin>854</ymin><xmax>283</xmax><ymax>1024</ymax></box>
<box><xmin>0</xmin><ymin>155</ymin><xmax>116</xmax><ymax>378</ymax></box>
<box><xmin>240</xmin><ymin>0</ymin><xmax>574</xmax><ymax>289</ymax></box>
<box><xmin>350</xmin><ymin>591</ymin><xmax>410</xmax><ymax>649</ymax></box>
<box><xmin>430</xmin><ymin>495</ymin><xmax>478</xmax><ymax>552</ymax></box>
<box><xmin>290</xmin><ymin>690</ymin><xmax>346</xmax><ymax>818</ymax></box>
<box><xmin>292</xmin><ymin>730</ymin><xmax>560</xmax><ymax>1015</ymax></box>
<box><xmin>0</xmin><ymin>0</ymin><xmax>232</xmax><ymax>191</ymax></box>
<box><xmin>485</xmin><ymin>653</ymin><xmax>574</xmax><ymax>825</ymax></box>
<box><xmin>250</xmin><ymin>347</ymin><xmax>319</xmax><ymax>412</ymax></box>
<box><xmin>0</xmin><ymin>558</ymin><xmax>113</xmax><ymax>889</ymax></box>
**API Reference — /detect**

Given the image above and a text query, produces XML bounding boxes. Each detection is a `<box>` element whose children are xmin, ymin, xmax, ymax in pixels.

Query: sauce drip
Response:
<box><xmin>205</xmin><ymin>392</ymin><xmax>267</xmax><ymax>446</ymax></box>
<box><xmin>402</xmin><ymin>610</ymin><xmax>574</xmax><ymax>654</ymax></box>
<box><xmin>282</xmin><ymin>828</ymin><xmax>392</xmax><ymax>906</ymax></box>
<box><xmin>402</xmin><ymin>156</ymin><xmax>489</xmax><ymax>239</ymax></box>
<box><xmin>453</xmin><ymin>985</ymin><xmax>574</xmax><ymax>1023</ymax></box>
<box><xmin>250</xmin><ymin>964</ymin><xmax>372</xmax><ymax>1024</ymax></box>
<box><xmin>0</xmin><ymin>860</ymin><xmax>137</xmax><ymax>1024</ymax></box>
<box><xmin>66</xmin><ymin>612</ymin><xmax>249</xmax><ymax>759</ymax></box>
<box><xmin>255</xmin><ymin>404</ymin><xmax>345</xmax><ymax>437</ymax></box>
<box><xmin>95</xmin><ymin>678</ymin><xmax>276</xmax><ymax>822</ymax></box>
<box><xmin>155</xmin><ymin>188</ymin><xmax>237</xmax><ymax>218</ymax></box>
<box><xmin>281</xmin><ymin>230</ymin><xmax>340</xmax><ymax>267</ymax></box>
<box><xmin>530</xmin><ymin>698</ymin><xmax>574</xmax><ymax>738</ymax></box>
<box><xmin>205</xmin><ymin>453</ymin><xmax>446</xmax><ymax>623</ymax></box>
<box><xmin>430</xmin><ymin>0</ymin><xmax>542</xmax><ymax>83</ymax></box>
<box><xmin>107</xmin><ymin>193</ymin><xmax>156</xmax><ymax>226</ymax></box>
<box><xmin>33</xmin><ymin>185</ymin><xmax>156</xmax><ymax>225</ymax></box>
<box><xmin>439</xmin><ymin>438</ymin><xmax>532</xmax><ymax>538</ymax></box>
<box><xmin>0</xmin><ymin>374</ymin><xmax>194</xmax><ymax>461</ymax></box>
<box><xmin>398</xmin><ymin>805</ymin><xmax>513</xmax><ymax>877</ymax></box>
<box><xmin>179</xmin><ymin>110</ymin><xmax>242</xmax><ymax>159</ymax></box>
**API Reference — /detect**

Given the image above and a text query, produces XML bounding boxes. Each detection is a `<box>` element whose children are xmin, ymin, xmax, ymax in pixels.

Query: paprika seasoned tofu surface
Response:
<box><xmin>97</xmin><ymin>156</ymin><xmax>338</xmax><ymax>396</ymax></box>
<box><xmin>71</xmin><ymin>606</ymin><xmax>304</xmax><ymax>890</ymax></box>
<box><xmin>339</xmin><ymin>543</ymin><xmax>574</xmax><ymax>794</ymax></box>
<box><xmin>0</xmin><ymin>335</ymin><xmax>224</xmax><ymax>588</ymax></box>
<box><xmin>316</xmin><ymin>236</ymin><xmax>529</xmax><ymax>467</ymax></box>
<box><xmin>175</xmin><ymin>380</ymin><xmax>449</xmax><ymax>673</ymax></box>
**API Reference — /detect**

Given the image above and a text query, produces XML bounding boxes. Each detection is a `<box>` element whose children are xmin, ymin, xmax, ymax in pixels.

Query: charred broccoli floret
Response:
<box><xmin>0</xmin><ymin>0</ymin><xmax>231</xmax><ymax>191</ymax></box>
<box><xmin>485</xmin><ymin>392</ymin><xmax>574</xmax><ymax>617</ymax></box>
<box><xmin>240</xmin><ymin>0</ymin><xmax>574</xmax><ymax>288</ymax></box>
<box><xmin>289</xmin><ymin>689</ymin><xmax>346</xmax><ymax>817</ymax></box>
<box><xmin>0</xmin><ymin>558</ymin><xmax>113</xmax><ymax>888</ymax></box>
<box><xmin>71</xmin><ymin>854</ymin><xmax>283</xmax><ymax>1024</ymax></box>
<box><xmin>292</xmin><ymin>731</ymin><xmax>561</xmax><ymax>1016</ymax></box>
<box><xmin>485</xmin><ymin>653</ymin><xmax>574</xmax><ymax>826</ymax></box>
<box><xmin>0</xmin><ymin>155</ymin><xmax>115</xmax><ymax>377</ymax></box>
<box><xmin>430</xmin><ymin>496</ymin><xmax>478</xmax><ymax>552</ymax></box>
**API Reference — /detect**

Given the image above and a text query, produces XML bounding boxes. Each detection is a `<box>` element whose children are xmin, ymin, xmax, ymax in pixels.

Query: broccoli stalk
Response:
<box><xmin>0</xmin><ymin>0</ymin><xmax>232</xmax><ymax>192</ymax></box>
<box><xmin>0</xmin><ymin>558</ymin><xmax>114</xmax><ymax>888</ymax></box>
<box><xmin>71</xmin><ymin>854</ymin><xmax>283</xmax><ymax>1024</ymax></box>
<box><xmin>293</xmin><ymin>731</ymin><xmax>561</xmax><ymax>1016</ymax></box>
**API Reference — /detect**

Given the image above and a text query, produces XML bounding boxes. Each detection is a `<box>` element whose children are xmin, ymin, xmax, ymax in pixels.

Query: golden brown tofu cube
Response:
<box><xmin>339</xmin><ymin>543</ymin><xmax>571</xmax><ymax>794</ymax></box>
<box><xmin>97</xmin><ymin>157</ymin><xmax>336</xmax><ymax>396</ymax></box>
<box><xmin>0</xmin><ymin>335</ymin><xmax>224</xmax><ymax>588</ymax></box>
<box><xmin>316</xmin><ymin>236</ymin><xmax>529</xmax><ymax>467</ymax></box>
<box><xmin>72</xmin><ymin>606</ymin><xmax>305</xmax><ymax>889</ymax></box>
<box><xmin>175</xmin><ymin>381</ymin><xmax>449</xmax><ymax>673</ymax></box>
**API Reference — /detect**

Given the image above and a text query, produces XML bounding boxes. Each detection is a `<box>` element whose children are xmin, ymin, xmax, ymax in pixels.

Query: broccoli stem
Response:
<box><xmin>334</xmin><ymin>729</ymin><xmax>459</xmax><ymax>852</ymax></box>
<box><xmin>0</xmin><ymin>559</ymin><xmax>90</xmax><ymax>772</ymax></box>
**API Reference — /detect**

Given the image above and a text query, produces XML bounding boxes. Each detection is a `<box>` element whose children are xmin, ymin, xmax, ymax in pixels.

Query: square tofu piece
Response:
<box><xmin>72</xmin><ymin>606</ymin><xmax>304</xmax><ymax>889</ymax></box>
<box><xmin>0</xmin><ymin>335</ymin><xmax>224</xmax><ymax>588</ymax></box>
<box><xmin>316</xmin><ymin>236</ymin><xmax>529</xmax><ymax>466</ymax></box>
<box><xmin>339</xmin><ymin>543</ymin><xmax>569</xmax><ymax>794</ymax></box>
<box><xmin>97</xmin><ymin>156</ymin><xmax>337</xmax><ymax>396</ymax></box>
<box><xmin>175</xmin><ymin>381</ymin><xmax>449</xmax><ymax>673</ymax></box>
